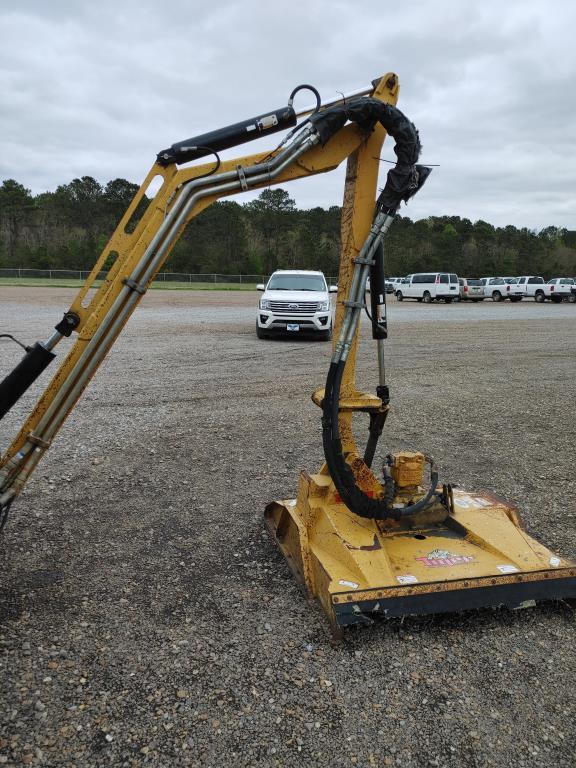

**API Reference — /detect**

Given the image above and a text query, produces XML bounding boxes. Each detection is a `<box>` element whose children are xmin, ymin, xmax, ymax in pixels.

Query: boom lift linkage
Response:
<box><xmin>0</xmin><ymin>74</ymin><xmax>574</xmax><ymax>636</ymax></box>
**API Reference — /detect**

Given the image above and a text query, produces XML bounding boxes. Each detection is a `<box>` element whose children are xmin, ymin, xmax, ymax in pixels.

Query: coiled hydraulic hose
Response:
<box><xmin>322</xmin><ymin>358</ymin><xmax>440</xmax><ymax>520</ymax></box>
<box><xmin>317</xmin><ymin>100</ymin><xmax>437</xmax><ymax>520</ymax></box>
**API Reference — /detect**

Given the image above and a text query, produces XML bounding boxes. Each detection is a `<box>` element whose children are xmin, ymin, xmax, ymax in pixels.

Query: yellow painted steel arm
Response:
<box><xmin>0</xmin><ymin>73</ymin><xmax>398</xmax><ymax>503</ymax></box>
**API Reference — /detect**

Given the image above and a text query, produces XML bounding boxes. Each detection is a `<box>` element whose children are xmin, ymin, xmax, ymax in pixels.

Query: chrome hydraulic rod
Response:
<box><xmin>295</xmin><ymin>85</ymin><xmax>374</xmax><ymax>119</ymax></box>
<box><xmin>376</xmin><ymin>339</ymin><xmax>386</xmax><ymax>386</ymax></box>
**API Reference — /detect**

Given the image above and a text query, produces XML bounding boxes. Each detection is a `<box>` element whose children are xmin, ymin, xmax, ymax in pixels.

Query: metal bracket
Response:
<box><xmin>28</xmin><ymin>433</ymin><xmax>51</xmax><ymax>450</ymax></box>
<box><xmin>54</xmin><ymin>311</ymin><xmax>81</xmax><ymax>337</ymax></box>
<box><xmin>236</xmin><ymin>165</ymin><xmax>248</xmax><ymax>191</ymax></box>
<box><xmin>122</xmin><ymin>278</ymin><xmax>147</xmax><ymax>295</ymax></box>
<box><xmin>353</xmin><ymin>257</ymin><xmax>375</xmax><ymax>266</ymax></box>
<box><xmin>344</xmin><ymin>300</ymin><xmax>366</xmax><ymax>308</ymax></box>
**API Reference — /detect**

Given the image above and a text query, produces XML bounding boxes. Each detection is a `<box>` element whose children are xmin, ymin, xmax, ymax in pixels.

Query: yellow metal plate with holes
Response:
<box><xmin>312</xmin><ymin>388</ymin><xmax>385</xmax><ymax>412</ymax></box>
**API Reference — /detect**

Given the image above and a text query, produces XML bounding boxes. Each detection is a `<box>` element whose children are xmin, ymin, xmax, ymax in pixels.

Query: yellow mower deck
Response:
<box><xmin>265</xmin><ymin>475</ymin><xmax>576</xmax><ymax>636</ymax></box>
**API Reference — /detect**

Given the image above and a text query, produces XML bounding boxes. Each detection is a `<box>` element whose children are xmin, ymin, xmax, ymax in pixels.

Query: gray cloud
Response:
<box><xmin>1</xmin><ymin>0</ymin><xmax>575</xmax><ymax>229</ymax></box>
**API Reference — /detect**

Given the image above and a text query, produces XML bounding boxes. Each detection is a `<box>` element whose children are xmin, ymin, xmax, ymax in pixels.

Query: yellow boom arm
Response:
<box><xmin>0</xmin><ymin>74</ymin><xmax>399</xmax><ymax>510</ymax></box>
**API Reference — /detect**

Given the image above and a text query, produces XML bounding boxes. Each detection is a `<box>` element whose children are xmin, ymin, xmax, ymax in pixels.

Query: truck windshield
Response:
<box><xmin>267</xmin><ymin>275</ymin><xmax>326</xmax><ymax>291</ymax></box>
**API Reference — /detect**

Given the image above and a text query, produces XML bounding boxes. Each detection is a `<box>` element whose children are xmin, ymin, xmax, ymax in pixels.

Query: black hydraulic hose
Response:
<box><xmin>288</xmin><ymin>84</ymin><xmax>321</xmax><ymax>115</ymax></box>
<box><xmin>322</xmin><ymin>358</ymin><xmax>439</xmax><ymax>520</ymax></box>
<box><xmin>310</xmin><ymin>98</ymin><xmax>431</xmax><ymax>214</ymax></box>
<box><xmin>0</xmin><ymin>334</ymin><xmax>30</xmax><ymax>352</ymax></box>
<box><xmin>316</xmin><ymin>96</ymin><xmax>435</xmax><ymax>520</ymax></box>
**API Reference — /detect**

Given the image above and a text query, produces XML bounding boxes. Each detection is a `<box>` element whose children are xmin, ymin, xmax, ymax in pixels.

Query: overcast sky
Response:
<box><xmin>1</xmin><ymin>0</ymin><xmax>574</xmax><ymax>229</ymax></box>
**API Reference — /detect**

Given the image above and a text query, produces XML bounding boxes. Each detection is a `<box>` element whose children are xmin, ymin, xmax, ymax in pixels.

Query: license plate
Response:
<box><xmin>287</xmin><ymin>323</ymin><xmax>300</xmax><ymax>332</ymax></box>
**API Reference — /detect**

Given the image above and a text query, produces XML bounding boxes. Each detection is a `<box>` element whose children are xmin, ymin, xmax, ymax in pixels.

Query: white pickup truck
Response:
<box><xmin>479</xmin><ymin>277</ymin><xmax>524</xmax><ymax>302</ymax></box>
<box><xmin>516</xmin><ymin>276</ymin><xmax>574</xmax><ymax>302</ymax></box>
<box><xmin>539</xmin><ymin>278</ymin><xmax>575</xmax><ymax>303</ymax></box>
<box><xmin>516</xmin><ymin>276</ymin><xmax>545</xmax><ymax>299</ymax></box>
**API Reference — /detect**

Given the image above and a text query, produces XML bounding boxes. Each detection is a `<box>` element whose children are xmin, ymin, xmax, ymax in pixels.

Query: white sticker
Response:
<box><xmin>497</xmin><ymin>564</ymin><xmax>519</xmax><ymax>574</ymax></box>
<box><xmin>455</xmin><ymin>495</ymin><xmax>493</xmax><ymax>510</ymax></box>
<box><xmin>259</xmin><ymin>114</ymin><xmax>279</xmax><ymax>130</ymax></box>
<box><xmin>287</xmin><ymin>499</ymin><xmax>297</xmax><ymax>507</ymax></box>
<box><xmin>549</xmin><ymin>556</ymin><xmax>561</xmax><ymax>567</ymax></box>
<box><xmin>396</xmin><ymin>575</ymin><xmax>418</xmax><ymax>585</ymax></box>
<box><xmin>338</xmin><ymin>580</ymin><xmax>359</xmax><ymax>590</ymax></box>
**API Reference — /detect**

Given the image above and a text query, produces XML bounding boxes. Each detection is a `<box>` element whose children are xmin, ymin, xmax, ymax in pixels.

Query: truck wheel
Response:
<box><xmin>535</xmin><ymin>291</ymin><xmax>545</xmax><ymax>302</ymax></box>
<box><xmin>422</xmin><ymin>291</ymin><xmax>431</xmax><ymax>303</ymax></box>
<box><xmin>256</xmin><ymin>323</ymin><xmax>267</xmax><ymax>339</ymax></box>
<box><xmin>445</xmin><ymin>298</ymin><xmax>452</xmax><ymax>304</ymax></box>
<box><xmin>568</xmin><ymin>293</ymin><xmax>576</xmax><ymax>303</ymax></box>
<box><xmin>492</xmin><ymin>291</ymin><xmax>503</xmax><ymax>302</ymax></box>
<box><xmin>320</xmin><ymin>327</ymin><xmax>333</xmax><ymax>341</ymax></box>
<box><xmin>396</xmin><ymin>292</ymin><xmax>403</xmax><ymax>301</ymax></box>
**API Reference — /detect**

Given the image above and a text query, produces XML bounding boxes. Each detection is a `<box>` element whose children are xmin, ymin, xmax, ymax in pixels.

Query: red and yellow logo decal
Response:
<box><xmin>416</xmin><ymin>549</ymin><xmax>474</xmax><ymax>567</ymax></box>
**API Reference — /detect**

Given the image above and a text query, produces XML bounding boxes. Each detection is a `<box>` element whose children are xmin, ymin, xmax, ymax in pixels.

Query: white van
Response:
<box><xmin>395</xmin><ymin>272</ymin><xmax>459</xmax><ymax>303</ymax></box>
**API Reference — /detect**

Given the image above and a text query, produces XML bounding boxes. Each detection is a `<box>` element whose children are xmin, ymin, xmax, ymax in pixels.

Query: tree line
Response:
<box><xmin>1</xmin><ymin>177</ymin><xmax>575</xmax><ymax>279</ymax></box>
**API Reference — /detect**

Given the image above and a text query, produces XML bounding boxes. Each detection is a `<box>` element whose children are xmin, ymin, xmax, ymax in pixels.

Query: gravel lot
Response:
<box><xmin>1</xmin><ymin>287</ymin><xmax>575</xmax><ymax>768</ymax></box>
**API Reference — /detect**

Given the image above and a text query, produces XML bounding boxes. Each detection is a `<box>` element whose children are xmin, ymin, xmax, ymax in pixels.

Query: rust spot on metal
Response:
<box><xmin>346</xmin><ymin>595</ymin><xmax>352</xmax><ymax>602</ymax></box>
<box><xmin>345</xmin><ymin>534</ymin><xmax>382</xmax><ymax>552</ymax></box>
<box><xmin>333</xmin><ymin>597</ymin><xmax>339</xmax><ymax>603</ymax></box>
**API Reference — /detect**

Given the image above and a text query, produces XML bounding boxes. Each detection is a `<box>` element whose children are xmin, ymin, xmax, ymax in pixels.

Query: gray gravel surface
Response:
<box><xmin>1</xmin><ymin>288</ymin><xmax>575</xmax><ymax>768</ymax></box>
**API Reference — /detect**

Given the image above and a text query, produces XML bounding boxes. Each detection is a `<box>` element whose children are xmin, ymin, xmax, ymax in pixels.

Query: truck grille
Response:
<box><xmin>269</xmin><ymin>301</ymin><xmax>319</xmax><ymax>314</ymax></box>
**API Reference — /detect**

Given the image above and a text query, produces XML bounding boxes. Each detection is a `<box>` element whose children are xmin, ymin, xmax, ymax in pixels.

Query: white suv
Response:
<box><xmin>256</xmin><ymin>270</ymin><xmax>336</xmax><ymax>340</ymax></box>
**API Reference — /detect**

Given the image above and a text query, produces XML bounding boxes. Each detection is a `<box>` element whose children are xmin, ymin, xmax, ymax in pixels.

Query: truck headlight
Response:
<box><xmin>260</xmin><ymin>299</ymin><xmax>271</xmax><ymax>309</ymax></box>
<box><xmin>319</xmin><ymin>300</ymin><xmax>330</xmax><ymax>311</ymax></box>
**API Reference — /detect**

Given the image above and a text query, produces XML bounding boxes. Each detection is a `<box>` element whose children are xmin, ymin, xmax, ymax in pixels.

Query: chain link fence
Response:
<box><xmin>0</xmin><ymin>269</ymin><xmax>339</xmax><ymax>286</ymax></box>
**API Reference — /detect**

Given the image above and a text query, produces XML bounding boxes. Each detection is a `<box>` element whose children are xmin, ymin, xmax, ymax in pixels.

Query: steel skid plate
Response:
<box><xmin>264</xmin><ymin>471</ymin><xmax>576</xmax><ymax>635</ymax></box>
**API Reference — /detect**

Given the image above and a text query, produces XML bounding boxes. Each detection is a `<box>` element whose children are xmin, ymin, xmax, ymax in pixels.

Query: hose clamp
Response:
<box><xmin>27</xmin><ymin>433</ymin><xmax>51</xmax><ymax>450</ymax></box>
<box><xmin>236</xmin><ymin>165</ymin><xmax>248</xmax><ymax>191</ymax></box>
<box><xmin>122</xmin><ymin>278</ymin><xmax>147</xmax><ymax>295</ymax></box>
